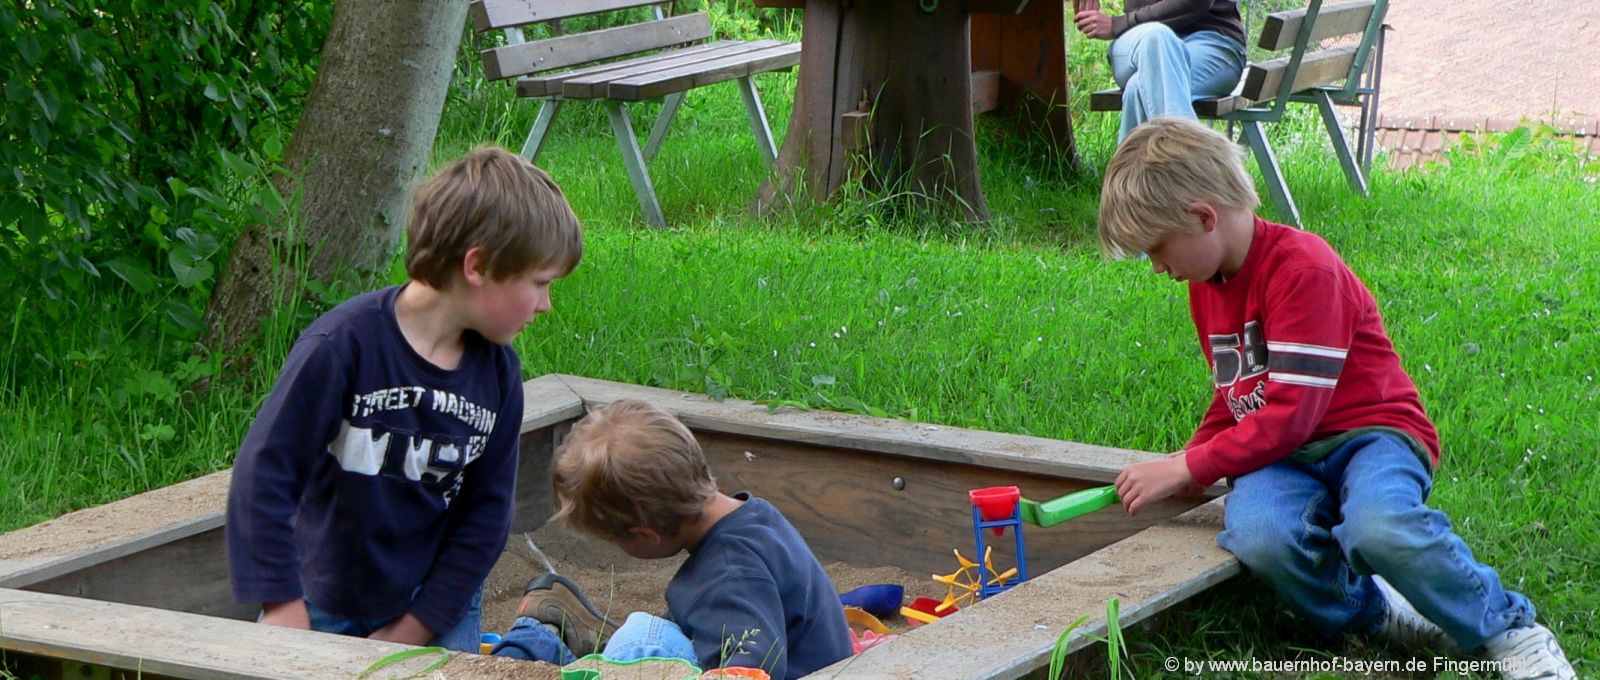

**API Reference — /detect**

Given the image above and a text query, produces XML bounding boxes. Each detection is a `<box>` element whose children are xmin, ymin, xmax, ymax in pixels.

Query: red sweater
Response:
<box><xmin>1183</xmin><ymin>218</ymin><xmax>1440</xmax><ymax>487</ymax></box>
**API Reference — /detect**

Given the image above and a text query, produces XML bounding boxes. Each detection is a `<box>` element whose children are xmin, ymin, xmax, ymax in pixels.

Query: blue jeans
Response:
<box><xmin>494</xmin><ymin>611</ymin><xmax>697</xmax><ymax>667</ymax></box>
<box><xmin>1108</xmin><ymin>23</ymin><xmax>1247</xmax><ymax>141</ymax></box>
<box><xmin>1217</xmin><ymin>432</ymin><xmax>1535</xmax><ymax>650</ymax></box>
<box><xmin>302</xmin><ymin>586</ymin><xmax>483</xmax><ymax>653</ymax></box>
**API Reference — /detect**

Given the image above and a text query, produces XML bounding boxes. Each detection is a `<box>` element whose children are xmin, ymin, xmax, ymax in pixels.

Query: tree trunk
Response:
<box><xmin>204</xmin><ymin>0</ymin><xmax>467</xmax><ymax>358</ymax></box>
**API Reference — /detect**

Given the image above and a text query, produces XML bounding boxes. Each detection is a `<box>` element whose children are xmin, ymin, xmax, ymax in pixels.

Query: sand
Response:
<box><xmin>480</xmin><ymin>521</ymin><xmax>945</xmax><ymax>639</ymax></box>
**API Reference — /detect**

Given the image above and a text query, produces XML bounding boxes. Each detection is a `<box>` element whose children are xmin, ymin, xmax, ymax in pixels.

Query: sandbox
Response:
<box><xmin>0</xmin><ymin>375</ymin><xmax>1238</xmax><ymax>679</ymax></box>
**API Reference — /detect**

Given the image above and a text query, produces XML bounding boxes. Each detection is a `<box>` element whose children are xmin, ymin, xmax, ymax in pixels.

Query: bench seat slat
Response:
<box><xmin>515</xmin><ymin>41</ymin><xmax>742</xmax><ymax>99</ymax></box>
<box><xmin>470</xmin><ymin>0</ymin><xmax>667</xmax><ymax>31</ymax></box>
<box><xmin>1259</xmin><ymin>0</ymin><xmax>1377</xmax><ymax>50</ymax></box>
<box><xmin>1088</xmin><ymin>88</ymin><xmax>1251</xmax><ymax>118</ymax></box>
<box><xmin>603</xmin><ymin>43</ymin><xmax>802</xmax><ymax>101</ymax></box>
<box><xmin>482</xmin><ymin>13</ymin><xmax>712</xmax><ymax>80</ymax></box>
<box><xmin>559</xmin><ymin>40</ymin><xmax>790</xmax><ymax>99</ymax></box>
<box><xmin>1241</xmin><ymin>45</ymin><xmax>1358</xmax><ymax>102</ymax></box>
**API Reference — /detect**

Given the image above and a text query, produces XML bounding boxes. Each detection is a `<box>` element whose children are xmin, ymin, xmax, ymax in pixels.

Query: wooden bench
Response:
<box><xmin>470</xmin><ymin>1</ymin><xmax>801</xmax><ymax>227</ymax></box>
<box><xmin>1091</xmin><ymin>0</ymin><xmax>1390</xmax><ymax>227</ymax></box>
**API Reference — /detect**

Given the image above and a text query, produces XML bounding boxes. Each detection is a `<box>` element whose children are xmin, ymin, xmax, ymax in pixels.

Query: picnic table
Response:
<box><xmin>752</xmin><ymin>0</ymin><xmax>1081</xmax><ymax>221</ymax></box>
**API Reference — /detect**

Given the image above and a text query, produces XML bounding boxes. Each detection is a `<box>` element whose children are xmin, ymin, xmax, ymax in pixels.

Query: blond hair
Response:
<box><xmin>550</xmin><ymin>400</ymin><xmax>718</xmax><ymax>540</ymax></box>
<box><xmin>404</xmin><ymin>147</ymin><xmax>582</xmax><ymax>288</ymax></box>
<box><xmin>1098</xmin><ymin>117</ymin><xmax>1258</xmax><ymax>259</ymax></box>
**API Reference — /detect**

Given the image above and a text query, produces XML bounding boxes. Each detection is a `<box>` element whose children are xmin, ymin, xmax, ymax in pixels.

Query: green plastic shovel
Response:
<box><xmin>1018</xmin><ymin>485</ymin><xmax>1120</xmax><ymax>528</ymax></box>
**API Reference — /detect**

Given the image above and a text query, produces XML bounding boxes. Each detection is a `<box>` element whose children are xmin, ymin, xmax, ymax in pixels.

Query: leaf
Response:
<box><xmin>203</xmin><ymin>82</ymin><xmax>224</xmax><ymax>102</ymax></box>
<box><xmin>29</xmin><ymin>119</ymin><xmax>50</xmax><ymax>151</ymax></box>
<box><xmin>168</xmin><ymin>249</ymin><xmax>214</xmax><ymax>288</ymax></box>
<box><xmin>1046</xmin><ymin>614</ymin><xmax>1090</xmax><ymax>680</ymax></box>
<box><xmin>161</xmin><ymin>299</ymin><xmax>207</xmax><ymax>334</ymax></box>
<box><xmin>219</xmin><ymin>147</ymin><xmax>257</xmax><ymax>177</ymax></box>
<box><xmin>33</xmin><ymin>88</ymin><xmax>60</xmax><ymax>123</ymax></box>
<box><xmin>811</xmin><ymin>374</ymin><xmax>836</xmax><ymax>386</ymax></box>
<box><xmin>16</xmin><ymin>33</ymin><xmax>41</xmax><ymax>64</ymax></box>
<box><xmin>256</xmin><ymin>183</ymin><xmax>287</xmax><ymax>217</ymax></box>
<box><xmin>185</xmin><ymin>186</ymin><xmax>225</xmax><ymax>207</ymax></box>
<box><xmin>104</xmin><ymin>257</ymin><xmax>158</xmax><ymax>294</ymax></box>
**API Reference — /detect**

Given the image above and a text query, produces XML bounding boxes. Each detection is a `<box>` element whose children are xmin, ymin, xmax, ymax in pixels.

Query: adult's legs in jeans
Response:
<box><xmin>1333</xmin><ymin>433</ymin><xmax>1535</xmax><ymax>649</ymax></box>
<box><xmin>1217</xmin><ymin>458</ymin><xmax>1385</xmax><ymax>635</ymax></box>
<box><xmin>1109</xmin><ymin>24</ymin><xmax>1245</xmax><ymax>140</ymax></box>
<box><xmin>1184</xmin><ymin>31</ymin><xmax>1247</xmax><ymax>101</ymax></box>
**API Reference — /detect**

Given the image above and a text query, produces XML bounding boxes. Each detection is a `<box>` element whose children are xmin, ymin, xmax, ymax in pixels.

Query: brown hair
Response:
<box><xmin>404</xmin><ymin>147</ymin><xmax>582</xmax><ymax>288</ymax></box>
<box><xmin>550</xmin><ymin>400</ymin><xmax>718</xmax><ymax>540</ymax></box>
<box><xmin>1098</xmin><ymin>117</ymin><xmax>1258</xmax><ymax>259</ymax></box>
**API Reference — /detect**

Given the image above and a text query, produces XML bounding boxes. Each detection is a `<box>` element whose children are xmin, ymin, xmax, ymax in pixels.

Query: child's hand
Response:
<box><xmin>260</xmin><ymin>599</ymin><xmax>311</xmax><ymax>629</ymax></box>
<box><xmin>369</xmin><ymin>612</ymin><xmax>436</xmax><ymax>646</ymax></box>
<box><xmin>1115</xmin><ymin>453</ymin><xmax>1196</xmax><ymax>515</ymax></box>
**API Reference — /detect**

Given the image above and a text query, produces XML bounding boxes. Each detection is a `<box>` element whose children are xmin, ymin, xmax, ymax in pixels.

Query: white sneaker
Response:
<box><xmin>1481</xmin><ymin>624</ymin><xmax>1577</xmax><ymax>680</ymax></box>
<box><xmin>1372</xmin><ymin>575</ymin><xmax>1459</xmax><ymax>652</ymax></box>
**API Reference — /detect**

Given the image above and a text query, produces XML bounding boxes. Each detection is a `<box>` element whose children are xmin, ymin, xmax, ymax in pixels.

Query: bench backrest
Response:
<box><xmin>470</xmin><ymin>0</ymin><xmax>714</xmax><ymax>81</ymax></box>
<box><xmin>1238</xmin><ymin>0</ymin><xmax>1386</xmax><ymax>107</ymax></box>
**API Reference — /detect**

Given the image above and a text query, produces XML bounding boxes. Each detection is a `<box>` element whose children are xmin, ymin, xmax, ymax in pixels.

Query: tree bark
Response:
<box><xmin>204</xmin><ymin>0</ymin><xmax>467</xmax><ymax>358</ymax></box>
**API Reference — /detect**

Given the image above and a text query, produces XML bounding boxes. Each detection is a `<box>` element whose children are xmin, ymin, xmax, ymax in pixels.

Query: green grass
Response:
<box><xmin>3</xmin><ymin>14</ymin><xmax>1597</xmax><ymax>680</ymax></box>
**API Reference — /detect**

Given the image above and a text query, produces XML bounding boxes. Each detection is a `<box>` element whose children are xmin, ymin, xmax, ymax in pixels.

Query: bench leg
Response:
<box><xmin>736</xmin><ymin>76</ymin><xmax>778</xmax><ymax>166</ymax></box>
<box><xmin>604</xmin><ymin>100</ymin><xmax>667</xmax><ymax>227</ymax></box>
<box><xmin>644</xmin><ymin>92</ymin><xmax>686</xmax><ymax>164</ymax></box>
<box><xmin>521</xmin><ymin>100</ymin><xmax>562</xmax><ymax>163</ymax></box>
<box><xmin>1360</xmin><ymin>26</ymin><xmax>1388</xmax><ymax>173</ymax></box>
<box><xmin>1313</xmin><ymin>90</ymin><xmax>1369</xmax><ymax>197</ymax></box>
<box><xmin>1240</xmin><ymin>121</ymin><xmax>1302</xmax><ymax>228</ymax></box>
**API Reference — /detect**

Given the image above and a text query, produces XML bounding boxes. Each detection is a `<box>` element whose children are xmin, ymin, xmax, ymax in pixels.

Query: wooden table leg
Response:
<box><xmin>971</xmin><ymin>0</ymin><xmax>1080</xmax><ymax>167</ymax></box>
<box><xmin>759</xmin><ymin>0</ymin><xmax>990</xmax><ymax>221</ymax></box>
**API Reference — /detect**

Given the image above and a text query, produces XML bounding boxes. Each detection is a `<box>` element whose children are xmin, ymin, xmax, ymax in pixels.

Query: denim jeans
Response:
<box><xmin>302</xmin><ymin>586</ymin><xmax>483</xmax><ymax>653</ymax></box>
<box><xmin>1218</xmin><ymin>432</ymin><xmax>1535</xmax><ymax>649</ymax></box>
<box><xmin>1108</xmin><ymin>23</ymin><xmax>1247</xmax><ymax>141</ymax></box>
<box><xmin>494</xmin><ymin>611</ymin><xmax>697</xmax><ymax>667</ymax></box>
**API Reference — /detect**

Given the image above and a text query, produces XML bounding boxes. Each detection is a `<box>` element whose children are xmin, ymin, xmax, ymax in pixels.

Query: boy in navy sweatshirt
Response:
<box><xmin>226</xmin><ymin>148</ymin><xmax>583</xmax><ymax>651</ymax></box>
<box><xmin>491</xmin><ymin>400</ymin><xmax>853</xmax><ymax>679</ymax></box>
<box><xmin>1098</xmin><ymin>117</ymin><xmax>1574</xmax><ymax>680</ymax></box>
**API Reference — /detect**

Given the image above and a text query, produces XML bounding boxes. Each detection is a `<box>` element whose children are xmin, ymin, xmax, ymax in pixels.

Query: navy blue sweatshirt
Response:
<box><xmin>666</xmin><ymin>494</ymin><xmax>853</xmax><ymax>679</ymax></box>
<box><xmin>226</xmin><ymin>285</ymin><xmax>522</xmax><ymax>636</ymax></box>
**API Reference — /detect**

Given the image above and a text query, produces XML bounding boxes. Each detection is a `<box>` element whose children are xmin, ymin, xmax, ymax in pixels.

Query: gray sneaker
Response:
<box><xmin>1481</xmin><ymin>624</ymin><xmax>1577</xmax><ymax>680</ymax></box>
<box><xmin>516</xmin><ymin>573</ymin><xmax>622</xmax><ymax>657</ymax></box>
<box><xmin>1372</xmin><ymin>575</ymin><xmax>1459</xmax><ymax>652</ymax></box>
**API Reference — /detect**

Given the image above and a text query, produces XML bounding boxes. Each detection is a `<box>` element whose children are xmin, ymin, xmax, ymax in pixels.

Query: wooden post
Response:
<box><xmin>758</xmin><ymin>0</ymin><xmax>990</xmax><ymax>221</ymax></box>
<box><xmin>971</xmin><ymin>0</ymin><xmax>1081</xmax><ymax>169</ymax></box>
<box><xmin>756</xmin><ymin>0</ymin><xmax>1081</xmax><ymax>221</ymax></box>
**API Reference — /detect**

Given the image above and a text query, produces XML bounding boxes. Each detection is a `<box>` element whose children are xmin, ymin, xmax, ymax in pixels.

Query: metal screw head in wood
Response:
<box><xmin>892</xmin><ymin>476</ymin><xmax>906</xmax><ymax>490</ymax></box>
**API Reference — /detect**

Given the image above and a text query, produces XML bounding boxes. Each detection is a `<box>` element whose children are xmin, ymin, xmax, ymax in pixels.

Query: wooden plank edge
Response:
<box><xmin>0</xmin><ymin>471</ymin><xmax>231</xmax><ymax>588</ymax></box>
<box><xmin>971</xmin><ymin>70</ymin><xmax>1000</xmax><ymax>115</ymax></box>
<box><xmin>554</xmin><ymin>374</ymin><xmax>1220</xmax><ymax>488</ymax></box>
<box><xmin>0</xmin><ymin>588</ymin><xmax>460</xmax><ymax>680</ymax></box>
<box><xmin>810</xmin><ymin>498</ymin><xmax>1239</xmax><ymax>679</ymax></box>
<box><xmin>520</xmin><ymin>373</ymin><xmax>585</xmax><ymax>433</ymax></box>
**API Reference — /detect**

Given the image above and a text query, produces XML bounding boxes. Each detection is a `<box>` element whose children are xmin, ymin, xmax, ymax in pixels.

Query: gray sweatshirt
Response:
<box><xmin>1113</xmin><ymin>0</ymin><xmax>1246</xmax><ymax>46</ymax></box>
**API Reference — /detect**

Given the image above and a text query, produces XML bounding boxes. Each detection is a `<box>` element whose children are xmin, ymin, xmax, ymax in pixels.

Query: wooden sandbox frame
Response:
<box><xmin>0</xmin><ymin>374</ymin><xmax>1240</xmax><ymax>679</ymax></box>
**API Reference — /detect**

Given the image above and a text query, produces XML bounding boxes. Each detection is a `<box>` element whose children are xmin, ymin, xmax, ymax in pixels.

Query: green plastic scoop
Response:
<box><xmin>1018</xmin><ymin>485</ymin><xmax>1120</xmax><ymax>528</ymax></box>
